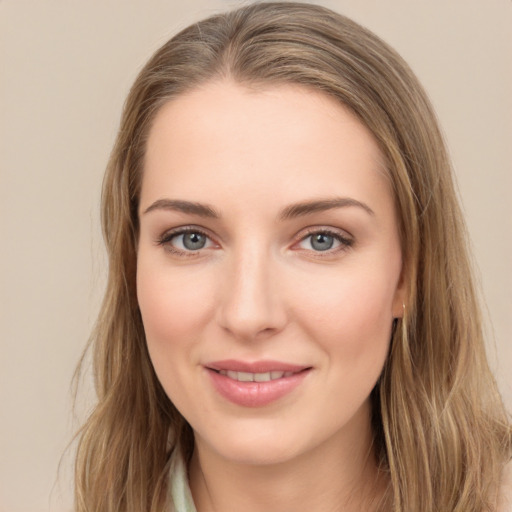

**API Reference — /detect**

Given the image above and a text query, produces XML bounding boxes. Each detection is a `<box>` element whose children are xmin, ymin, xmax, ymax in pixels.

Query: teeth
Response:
<box><xmin>219</xmin><ymin>370</ymin><xmax>293</xmax><ymax>382</ymax></box>
<box><xmin>238</xmin><ymin>371</ymin><xmax>253</xmax><ymax>382</ymax></box>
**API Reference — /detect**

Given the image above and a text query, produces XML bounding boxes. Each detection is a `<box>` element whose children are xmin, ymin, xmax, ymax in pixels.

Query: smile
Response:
<box><xmin>216</xmin><ymin>370</ymin><xmax>297</xmax><ymax>382</ymax></box>
<box><xmin>205</xmin><ymin>360</ymin><xmax>312</xmax><ymax>407</ymax></box>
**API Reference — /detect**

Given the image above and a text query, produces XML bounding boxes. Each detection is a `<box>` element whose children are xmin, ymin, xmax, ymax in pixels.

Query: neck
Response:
<box><xmin>188</xmin><ymin>404</ymin><xmax>387</xmax><ymax>512</ymax></box>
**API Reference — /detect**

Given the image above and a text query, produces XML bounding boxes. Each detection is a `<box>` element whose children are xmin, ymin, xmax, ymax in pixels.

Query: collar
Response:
<box><xmin>169</xmin><ymin>448</ymin><xmax>197</xmax><ymax>512</ymax></box>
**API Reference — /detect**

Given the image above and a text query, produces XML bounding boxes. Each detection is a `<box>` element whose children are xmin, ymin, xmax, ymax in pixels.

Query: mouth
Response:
<box><xmin>204</xmin><ymin>360</ymin><xmax>312</xmax><ymax>407</ymax></box>
<box><xmin>205</xmin><ymin>359</ymin><xmax>311</xmax><ymax>381</ymax></box>
<box><xmin>211</xmin><ymin>369</ymin><xmax>299</xmax><ymax>382</ymax></box>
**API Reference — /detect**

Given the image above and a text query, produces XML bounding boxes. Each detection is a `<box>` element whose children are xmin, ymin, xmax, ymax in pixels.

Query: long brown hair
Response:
<box><xmin>73</xmin><ymin>2</ymin><xmax>511</xmax><ymax>511</ymax></box>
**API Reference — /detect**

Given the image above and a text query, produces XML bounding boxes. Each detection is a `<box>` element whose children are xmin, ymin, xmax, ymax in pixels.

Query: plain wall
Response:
<box><xmin>1</xmin><ymin>1</ymin><xmax>510</xmax><ymax>511</ymax></box>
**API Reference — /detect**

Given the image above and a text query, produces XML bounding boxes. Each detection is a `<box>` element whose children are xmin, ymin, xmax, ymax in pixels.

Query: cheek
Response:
<box><xmin>136</xmin><ymin>258</ymin><xmax>216</xmax><ymax>360</ymax></box>
<box><xmin>294</xmin><ymin>268</ymin><xmax>396</xmax><ymax>367</ymax></box>
<box><xmin>136</xmin><ymin>257</ymin><xmax>220</xmax><ymax>415</ymax></box>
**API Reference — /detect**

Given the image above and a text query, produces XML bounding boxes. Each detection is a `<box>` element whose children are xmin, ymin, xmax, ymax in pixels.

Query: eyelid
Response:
<box><xmin>156</xmin><ymin>225</ymin><xmax>218</xmax><ymax>256</ymax></box>
<box><xmin>292</xmin><ymin>226</ymin><xmax>354</xmax><ymax>254</ymax></box>
<box><xmin>298</xmin><ymin>225</ymin><xmax>353</xmax><ymax>239</ymax></box>
<box><xmin>155</xmin><ymin>224</ymin><xmax>353</xmax><ymax>257</ymax></box>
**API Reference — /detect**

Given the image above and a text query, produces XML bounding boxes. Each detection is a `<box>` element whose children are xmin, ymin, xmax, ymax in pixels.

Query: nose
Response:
<box><xmin>216</xmin><ymin>246</ymin><xmax>287</xmax><ymax>341</ymax></box>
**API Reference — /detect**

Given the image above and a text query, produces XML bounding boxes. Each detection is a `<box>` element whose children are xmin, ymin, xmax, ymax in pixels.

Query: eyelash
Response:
<box><xmin>156</xmin><ymin>226</ymin><xmax>354</xmax><ymax>257</ymax></box>
<box><xmin>156</xmin><ymin>226</ymin><xmax>213</xmax><ymax>258</ymax></box>
<box><xmin>298</xmin><ymin>227</ymin><xmax>354</xmax><ymax>257</ymax></box>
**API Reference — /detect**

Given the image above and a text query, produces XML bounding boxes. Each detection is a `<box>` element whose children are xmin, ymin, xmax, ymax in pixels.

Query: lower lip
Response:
<box><xmin>206</xmin><ymin>368</ymin><xmax>310</xmax><ymax>407</ymax></box>
<box><xmin>207</xmin><ymin>369</ymin><xmax>309</xmax><ymax>407</ymax></box>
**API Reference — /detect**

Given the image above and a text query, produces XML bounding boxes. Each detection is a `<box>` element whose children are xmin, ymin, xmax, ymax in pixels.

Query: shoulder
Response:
<box><xmin>498</xmin><ymin>460</ymin><xmax>512</xmax><ymax>512</ymax></box>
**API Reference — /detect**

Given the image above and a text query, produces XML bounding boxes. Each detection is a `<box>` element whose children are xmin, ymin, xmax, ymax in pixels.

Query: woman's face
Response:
<box><xmin>137</xmin><ymin>81</ymin><xmax>405</xmax><ymax>465</ymax></box>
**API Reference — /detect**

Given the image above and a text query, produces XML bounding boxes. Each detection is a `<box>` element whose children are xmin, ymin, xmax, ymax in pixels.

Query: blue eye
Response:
<box><xmin>309</xmin><ymin>233</ymin><xmax>335</xmax><ymax>251</ymax></box>
<box><xmin>298</xmin><ymin>231</ymin><xmax>352</xmax><ymax>252</ymax></box>
<box><xmin>178</xmin><ymin>232</ymin><xmax>208</xmax><ymax>250</ymax></box>
<box><xmin>157</xmin><ymin>227</ymin><xmax>351</xmax><ymax>256</ymax></box>
<box><xmin>158</xmin><ymin>229</ymin><xmax>214</xmax><ymax>253</ymax></box>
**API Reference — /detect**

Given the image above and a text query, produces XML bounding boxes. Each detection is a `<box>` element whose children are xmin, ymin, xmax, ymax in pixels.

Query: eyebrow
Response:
<box><xmin>142</xmin><ymin>196</ymin><xmax>374</xmax><ymax>219</ymax></box>
<box><xmin>278</xmin><ymin>197</ymin><xmax>375</xmax><ymax>220</ymax></box>
<box><xmin>143</xmin><ymin>199</ymin><xmax>220</xmax><ymax>218</ymax></box>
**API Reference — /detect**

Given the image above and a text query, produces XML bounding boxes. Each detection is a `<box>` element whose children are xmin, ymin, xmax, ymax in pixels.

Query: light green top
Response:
<box><xmin>166</xmin><ymin>451</ymin><xmax>512</xmax><ymax>512</ymax></box>
<box><xmin>168</xmin><ymin>449</ymin><xmax>197</xmax><ymax>512</ymax></box>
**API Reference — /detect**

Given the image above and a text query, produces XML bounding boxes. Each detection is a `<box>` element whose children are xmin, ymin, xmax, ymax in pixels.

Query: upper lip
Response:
<box><xmin>205</xmin><ymin>359</ymin><xmax>310</xmax><ymax>373</ymax></box>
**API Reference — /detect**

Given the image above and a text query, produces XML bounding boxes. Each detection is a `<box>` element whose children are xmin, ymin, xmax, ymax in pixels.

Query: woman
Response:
<box><xmin>73</xmin><ymin>2</ymin><xmax>512</xmax><ymax>511</ymax></box>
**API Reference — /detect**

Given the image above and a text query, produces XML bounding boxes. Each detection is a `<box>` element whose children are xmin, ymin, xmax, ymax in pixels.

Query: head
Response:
<box><xmin>80</xmin><ymin>3</ymin><xmax>509</xmax><ymax>511</ymax></box>
<box><xmin>103</xmin><ymin>0</ymin><xmax>444</xmax><ymax>441</ymax></box>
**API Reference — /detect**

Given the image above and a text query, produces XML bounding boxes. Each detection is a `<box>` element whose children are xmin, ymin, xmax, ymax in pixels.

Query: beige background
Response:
<box><xmin>1</xmin><ymin>1</ymin><xmax>511</xmax><ymax>511</ymax></box>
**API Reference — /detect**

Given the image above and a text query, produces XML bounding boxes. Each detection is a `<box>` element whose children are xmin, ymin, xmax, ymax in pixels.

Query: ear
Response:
<box><xmin>391</xmin><ymin>265</ymin><xmax>408</xmax><ymax>319</ymax></box>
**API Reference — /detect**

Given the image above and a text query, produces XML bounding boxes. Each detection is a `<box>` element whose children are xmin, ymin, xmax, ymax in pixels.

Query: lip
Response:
<box><xmin>205</xmin><ymin>360</ymin><xmax>312</xmax><ymax>407</ymax></box>
<box><xmin>206</xmin><ymin>359</ymin><xmax>309</xmax><ymax>373</ymax></box>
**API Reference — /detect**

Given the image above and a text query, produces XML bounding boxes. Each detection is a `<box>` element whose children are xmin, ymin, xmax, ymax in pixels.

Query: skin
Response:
<box><xmin>137</xmin><ymin>80</ymin><xmax>406</xmax><ymax>512</ymax></box>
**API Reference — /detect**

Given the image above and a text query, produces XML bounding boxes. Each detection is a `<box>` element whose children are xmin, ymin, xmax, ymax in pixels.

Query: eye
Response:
<box><xmin>157</xmin><ymin>227</ymin><xmax>216</xmax><ymax>254</ymax></box>
<box><xmin>297</xmin><ymin>229</ymin><xmax>353</xmax><ymax>253</ymax></box>
<box><xmin>176</xmin><ymin>232</ymin><xmax>209</xmax><ymax>250</ymax></box>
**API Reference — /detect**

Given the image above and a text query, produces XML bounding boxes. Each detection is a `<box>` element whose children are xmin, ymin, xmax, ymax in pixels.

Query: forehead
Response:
<box><xmin>141</xmin><ymin>80</ymin><xmax>392</xmax><ymax>216</ymax></box>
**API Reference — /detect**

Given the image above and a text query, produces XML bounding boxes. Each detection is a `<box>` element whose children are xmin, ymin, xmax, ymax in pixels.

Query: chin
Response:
<box><xmin>196</xmin><ymin>422</ymin><xmax>309</xmax><ymax>466</ymax></box>
<box><xmin>216</xmin><ymin>442</ymin><xmax>302</xmax><ymax>467</ymax></box>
